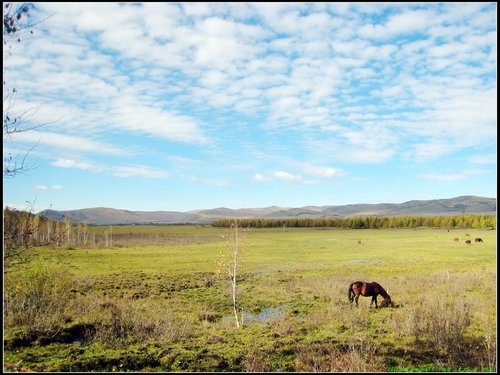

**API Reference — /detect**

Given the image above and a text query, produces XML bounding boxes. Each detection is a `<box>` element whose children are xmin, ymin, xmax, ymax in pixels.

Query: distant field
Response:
<box><xmin>4</xmin><ymin>226</ymin><xmax>497</xmax><ymax>372</ymax></box>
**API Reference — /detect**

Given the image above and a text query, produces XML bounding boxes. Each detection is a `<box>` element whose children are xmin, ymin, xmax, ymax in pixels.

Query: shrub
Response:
<box><xmin>4</xmin><ymin>259</ymin><xmax>76</xmax><ymax>337</ymax></box>
<box><xmin>294</xmin><ymin>337</ymin><xmax>385</xmax><ymax>372</ymax></box>
<box><xmin>244</xmin><ymin>345</ymin><xmax>272</xmax><ymax>372</ymax></box>
<box><xmin>72</xmin><ymin>297</ymin><xmax>193</xmax><ymax>347</ymax></box>
<box><xmin>407</xmin><ymin>297</ymin><xmax>473</xmax><ymax>365</ymax></box>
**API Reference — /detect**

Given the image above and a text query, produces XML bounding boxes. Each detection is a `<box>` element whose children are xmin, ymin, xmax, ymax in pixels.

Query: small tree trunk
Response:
<box><xmin>231</xmin><ymin>223</ymin><xmax>240</xmax><ymax>328</ymax></box>
<box><xmin>232</xmin><ymin>274</ymin><xmax>240</xmax><ymax>328</ymax></box>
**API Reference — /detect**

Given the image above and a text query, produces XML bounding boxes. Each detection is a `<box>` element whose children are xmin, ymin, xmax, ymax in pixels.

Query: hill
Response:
<box><xmin>37</xmin><ymin>196</ymin><xmax>496</xmax><ymax>226</ymax></box>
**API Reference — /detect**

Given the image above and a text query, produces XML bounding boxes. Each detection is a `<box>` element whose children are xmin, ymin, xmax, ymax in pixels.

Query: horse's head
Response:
<box><xmin>381</xmin><ymin>296</ymin><xmax>394</xmax><ymax>308</ymax></box>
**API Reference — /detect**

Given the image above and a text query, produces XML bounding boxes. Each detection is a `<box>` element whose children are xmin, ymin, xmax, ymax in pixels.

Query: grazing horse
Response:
<box><xmin>348</xmin><ymin>281</ymin><xmax>393</xmax><ymax>308</ymax></box>
<box><xmin>465</xmin><ymin>239</ymin><xmax>472</xmax><ymax>245</ymax></box>
<box><xmin>475</xmin><ymin>238</ymin><xmax>483</xmax><ymax>243</ymax></box>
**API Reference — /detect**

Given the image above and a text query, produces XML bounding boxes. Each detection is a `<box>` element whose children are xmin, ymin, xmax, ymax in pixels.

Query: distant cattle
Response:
<box><xmin>465</xmin><ymin>233</ymin><xmax>471</xmax><ymax>237</ymax></box>
<box><xmin>453</xmin><ymin>237</ymin><xmax>460</xmax><ymax>242</ymax></box>
<box><xmin>465</xmin><ymin>239</ymin><xmax>472</xmax><ymax>245</ymax></box>
<box><xmin>475</xmin><ymin>238</ymin><xmax>483</xmax><ymax>243</ymax></box>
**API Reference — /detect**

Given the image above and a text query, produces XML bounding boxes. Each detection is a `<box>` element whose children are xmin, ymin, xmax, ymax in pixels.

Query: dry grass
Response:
<box><xmin>294</xmin><ymin>336</ymin><xmax>385</xmax><ymax>372</ymax></box>
<box><xmin>3</xmin><ymin>259</ymin><xmax>76</xmax><ymax>337</ymax></box>
<box><xmin>69</xmin><ymin>295</ymin><xmax>194</xmax><ymax>347</ymax></box>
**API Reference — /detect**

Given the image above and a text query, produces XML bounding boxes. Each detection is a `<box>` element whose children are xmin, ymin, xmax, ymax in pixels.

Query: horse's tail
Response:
<box><xmin>348</xmin><ymin>283</ymin><xmax>354</xmax><ymax>304</ymax></box>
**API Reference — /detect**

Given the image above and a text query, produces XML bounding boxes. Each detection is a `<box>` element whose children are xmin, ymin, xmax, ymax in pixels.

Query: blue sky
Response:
<box><xmin>3</xmin><ymin>2</ymin><xmax>497</xmax><ymax>213</ymax></box>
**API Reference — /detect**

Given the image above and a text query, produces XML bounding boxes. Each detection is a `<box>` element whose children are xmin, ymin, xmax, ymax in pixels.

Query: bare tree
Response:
<box><xmin>218</xmin><ymin>221</ymin><xmax>247</xmax><ymax>328</ymax></box>
<box><xmin>3</xmin><ymin>3</ymin><xmax>58</xmax><ymax>272</ymax></box>
<box><xmin>4</xmin><ymin>3</ymin><xmax>34</xmax><ymax>176</ymax></box>
<box><xmin>3</xmin><ymin>2</ymin><xmax>56</xmax><ymax>177</ymax></box>
<box><xmin>3</xmin><ymin>202</ymin><xmax>37</xmax><ymax>272</ymax></box>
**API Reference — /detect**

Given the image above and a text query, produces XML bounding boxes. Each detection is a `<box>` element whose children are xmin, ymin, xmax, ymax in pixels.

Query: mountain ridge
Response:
<box><xmin>38</xmin><ymin>196</ymin><xmax>496</xmax><ymax>226</ymax></box>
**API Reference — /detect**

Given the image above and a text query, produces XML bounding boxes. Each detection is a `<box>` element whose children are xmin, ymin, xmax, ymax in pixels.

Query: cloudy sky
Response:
<box><xmin>3</xmin><ymin>2</ymin><xmax>497</xmax><ymax>212</ymax></box>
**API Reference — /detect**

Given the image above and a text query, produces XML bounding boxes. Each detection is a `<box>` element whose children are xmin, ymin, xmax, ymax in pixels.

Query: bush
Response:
<box><xmin>71</xmin><ymin>296</ymin><xmax>193</xmax><ymax>347</ymax></box>
<box><xmin>4</xmin><ymin>259</ymin><xmax>76</xmax><ymax>337</ymax></box>
<box><xmin>294</xmin><ymin>337</ymin><xmax>385</xmax><ymax>372</ymax></box>
<box><xmin>407</xmin><ymin>297</ymin><xmax>473</xmax><ymax>366</ymax></box>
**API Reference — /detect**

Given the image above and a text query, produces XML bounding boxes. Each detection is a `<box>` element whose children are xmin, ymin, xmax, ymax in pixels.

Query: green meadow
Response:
<box><xmin>3</xmin><ymin>226</ymin><xmax>497</xmax><ymax>372</ymax></box>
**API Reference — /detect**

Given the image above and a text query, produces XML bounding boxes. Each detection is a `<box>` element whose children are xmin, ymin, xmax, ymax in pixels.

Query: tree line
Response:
<box><xmin>211</xmin><ymin>214</ymin><xmax>496</xmax><ymax>230</ymax></box>
<box><xmin>3</xmin><ymin>207</ymin><xmax>496</xmax><ymax>271</ymax></box>
<box><xmin>3</xmin><ymin>207</ymin><xmax>115</xmax><ymax>271</ymax></box>
<box><xmin>3</xmin><ymin>207</ymin><xmax>94</xmax><ymax>248</ymax></box>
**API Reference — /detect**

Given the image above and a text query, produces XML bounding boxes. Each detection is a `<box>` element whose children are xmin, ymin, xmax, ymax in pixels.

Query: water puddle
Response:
<box><xmin>242</xmin><ymin>306</ymin><xmax>285</xmax><ymax>323</ymax></box>
<box><xmin>345</xmin><ymin>259</ymin><xmax>383</xmax><ymax>264</ymax></box>
<box><xmin>345</xmin><ymin>259</ymin><xmax>364</xmax><ymax>263</ymax></box>
<box><xmin>305</xmin><ymin>238</ymin><xmax>338</xmax><ymax>242</ymax></box>
<box><xmin>221</xmin><ymin>305</ymin><xmax>286</xmax><ymax>325</ymax></box>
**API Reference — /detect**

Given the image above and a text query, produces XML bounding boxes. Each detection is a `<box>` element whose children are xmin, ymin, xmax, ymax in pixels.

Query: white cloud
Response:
<box><xmin>200</xmin><ymin>70</ymin><xmax>230</xmax><ymax>88</ymax></box>
<box><xmin>11</xmin><ymin>131</ymin><xmax>127</xmax><ymax>155</ymax></box>
<box><xmin>168</xmin><ymin>156</ymin><xmax>205</xmax><ymax>166</ymax></box>
<box><xmin>111</xmin><ymin>166</ymin><xmax>168</xmax><ymax>179</ymax></box>
<box><xmin>253</xmin><ymin>174</ymin><xmax>267</xmax><ymax>183</ymax></box>
<box><xmin>253</xmin><ymin>171</ymin><xmax>305</xmax><ymax>183</ymax></box>
<box><xmin>51</xmin><ymin>159</ymin><xmax>167</xmax><ymax>179</ymax></box>
<box><xmin>308</xmin><ymin>136</ymin><xmax>397</xmax><ymax>164</ymax></box>
<box><xmin>304</xmin><ymin>166</ymin><xmax>340</xmax><ymax>178</ymax></box>
<box><xmin>183</xmin><ymin>175</ymin><xmax>229</xmax><ymax>187</ymax></box>
<box><xmin>4</xmin><ymin>1</ymin><xmax>496</xmax><ymax>184</ymax></box>
<box><xmin>34</xmin><ymin>184</ymin><xmax>64</xmax><ymax>191</ymax></box>
<box><xmin>52</xmin><ymin>159</ymin><xmax>94</xmax><ymax>170</ymax></box>
<box><xmin>273</xmin><ymin>171</ymin><xmax>302</xmax><ymax>182</ymax></box>
<box><xmin>358</xmin><ymin>9</ymin><xmax>436</xmax><ymax>40</ymax></box>
<box><xmin>419</xmin><ymin>169</ymin><xmax>485</xmax><ymax>182</ymax></box>
<box><xmin>468</xmin><ymin>154</ymin><xmax>497</xmax><ymax>165</ymax></box>
<box><xmin>385</xmin><ymin>10</ymin><xmax>435</xmax><ymax>35</ymax></box>
<box><xmin>109</xmin><ymin>97</ymin><xmax>209</xmax><ymax>144</ymax></box>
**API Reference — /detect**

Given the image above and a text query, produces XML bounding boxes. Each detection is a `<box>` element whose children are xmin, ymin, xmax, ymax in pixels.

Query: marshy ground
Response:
<box><xmin>3</xmin><ymin>226</ymin><xmax>497</xmax><ymax>372</ymax></box>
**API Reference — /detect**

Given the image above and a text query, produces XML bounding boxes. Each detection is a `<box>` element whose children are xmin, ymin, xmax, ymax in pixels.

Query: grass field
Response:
<box><xmin>3</xmin><ymin>226</ymin><xmax>497</xmax><ymax>372</ymax></box>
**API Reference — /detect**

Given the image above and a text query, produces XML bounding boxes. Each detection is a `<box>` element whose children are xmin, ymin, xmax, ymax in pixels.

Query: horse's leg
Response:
<box><xmin>355</xmin><ymin>294</ymin><xmax>359</xmax><ymax>307</ymax></box>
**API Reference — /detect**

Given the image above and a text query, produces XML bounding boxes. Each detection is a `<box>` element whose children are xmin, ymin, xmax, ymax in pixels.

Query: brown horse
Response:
<box><xmin>348</xmin><ymin>281</ymin><xmax>393</xmax><ymax>308</ymax></box>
